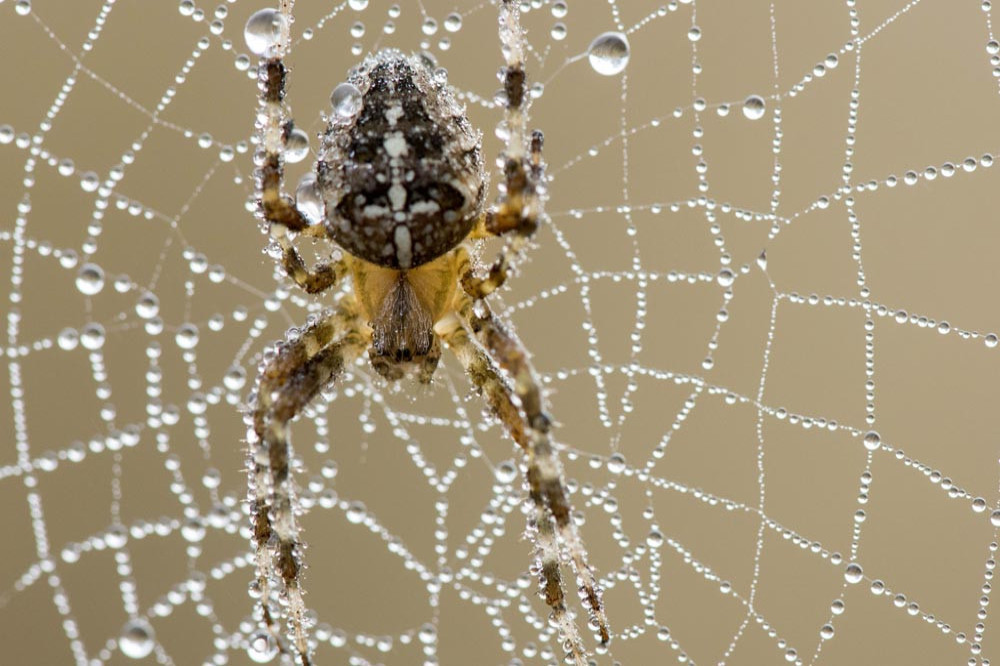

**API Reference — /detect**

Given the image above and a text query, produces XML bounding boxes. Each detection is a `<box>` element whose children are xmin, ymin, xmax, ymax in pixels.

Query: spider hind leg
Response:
<box><xmin>248</xmin><ymin>308</ymin><xmax>366</xmax><ymax>665</ymax></box>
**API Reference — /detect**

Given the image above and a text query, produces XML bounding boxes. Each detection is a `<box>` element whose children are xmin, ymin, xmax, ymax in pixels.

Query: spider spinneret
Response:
<box><xmin>245</xmin><ymin>3</ymin><xmax>609</xmax><ymax>665</ymax></box>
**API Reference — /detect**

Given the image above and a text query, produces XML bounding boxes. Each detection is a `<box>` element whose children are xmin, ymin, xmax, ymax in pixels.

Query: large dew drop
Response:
<box><xmin>119</xmin><ymin>619</ymin><xmax>155</xmax><ymax>659</ymax></box>
<box><xmin>244</xmin><ymin>8</ymin><xmax>287</xmax><ymax>57</ymax></box>
<box><xmin>587</xmin><ymin>32</ymin><xmax>630</xmax><ymax>76</ymax></box>
<box><xmin>284</xmin><ymin>127</ymin><xmax>310</xmax><ymax>163</ymax></box>
<box><xmin>76</xmin><ymin>263</ymin><xmax>105</xmax><ymax>295</ymax></box>
<box><xmin>742</xmin><ymin>94</ymin><xmax>766</xmax><ymax>120</ymax></box>
<box><xmin>247</xmin><ymin>629</ymin><xmax>279</xmax><ymax>663</ymax></box>
<box><xmin>331</xmin><ymin>82</ymin><xmax>363</xmax><ymax>118</ymax></box>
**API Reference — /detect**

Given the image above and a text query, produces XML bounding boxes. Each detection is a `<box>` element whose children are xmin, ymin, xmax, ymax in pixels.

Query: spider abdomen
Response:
<box><xmin>318</xmin><ymin>50</ymin><xmax>486</xmax><ymax>270</ymax></box>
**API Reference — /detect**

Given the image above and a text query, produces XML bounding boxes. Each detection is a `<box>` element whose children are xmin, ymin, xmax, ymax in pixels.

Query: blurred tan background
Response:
<box><xmin>2</xmin><ymin>0</ymin><xmax>1000</xmax><ymax>664</ymax></box>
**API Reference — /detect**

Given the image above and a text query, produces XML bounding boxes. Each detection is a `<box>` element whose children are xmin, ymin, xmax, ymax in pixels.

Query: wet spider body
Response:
<box><xmin>319</xmin><ymin>50</ymin><xmax>486</xmax><ymax>271</ymax></box>
<box><xmin>247</xmin><ymin>4</ymin><xmax>608</xmax><ymax>665</ymax></box>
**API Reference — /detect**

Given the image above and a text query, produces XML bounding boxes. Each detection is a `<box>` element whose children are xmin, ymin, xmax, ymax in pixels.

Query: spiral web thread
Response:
<box><xmin>2</xmin><ymin>0</ymin><xmax>1000</xmax><ymax>664</ymax></box>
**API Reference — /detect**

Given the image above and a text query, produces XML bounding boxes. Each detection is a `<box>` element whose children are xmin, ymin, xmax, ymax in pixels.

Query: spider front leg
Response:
<box><xmin>248</xmin><ymin>307</ymin><xmax>367</xmax><ymax>665</ymax></box>
<box><xmin>254</xmin><ymin>28</ymin><xmax>341</xmax><ymax>295</ymax></box>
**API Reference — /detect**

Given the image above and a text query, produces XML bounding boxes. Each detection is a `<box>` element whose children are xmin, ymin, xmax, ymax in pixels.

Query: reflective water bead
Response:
<box><xmin>57</xmin><ymin>328</ymin><xmax>79</xmax><ymax>351</ymax></box>
<box><xmin>444</xmin><ymin>12</ymin><xmax>462</xmax><ymax>32</ymax></box>
<box><xmin>0</xmin><ymin>125</ymin><xmax>13</xmax><ymax>144</ymax></box>
<box><xmin>295</xmin><ymin>173</ymin><xmax>324</xmax><ymax>223</ymax></box>
<box><xmin>587</xmin><ymin>32</ymin><xmax>631</xmax><ymax>76</ymax></box>
<box><xmin>687</xmin><ymin>26</ymin><xmax>702</xmax><ymax>41</ymax></box>
<box><xmin>247</xmin><ymin>629</ymin><xmax>279</xmax><ymax>662</ymax></box>
<box><xmin>819</xmin><ymin>624</ymin><xmax>835</xmax><ymax>639</ymax></box>
<box><xmin>80</xmin><ymin>323</ymin><xmax>106</xmax><ymax>350</ymax></box>
<box><xmin>348</xmin><ymin>0</ymin><xmax>369</xmax><ymax>10</ymax></box>
<box><xmin>607</xmin><ymin>453</ymin><xmax>627</xmax><ymax>474</ymax></box>
<box><xmin>552</xmin><ymin>1</ymin><xmax>568</xmax><ymax>18</ymax></box>
<box><xmin>346</xmin><ymin>501</ymin><xmax>367</xmax><ymax>524</ymax></box>
<box><xmin>551</xmin><ymin>23</ymin><xmax>567</xmax><ymax>40</ymax></box>
<box><xmin>76</xmin><ymin>263</ymin><xmax>105</xmax><ymax>295</ymax></box>
<box><xmin>844</xmin><ymin>562</ymin><xmax>864</xmax><ymax>584</ymax></box>
<box><xmin>135</xmin><ymin>291</ymin><xmax>159</xmax><ymax>319</ymax></box>
<box><xmin>862</xmin><ymin>430</ymin><xmax>881</xmax><ymax>451</ymax></box>
<box><xmin>119</xmin><ymin>619</ymin><xmax>155</xmax><ymax>659</ymax></box>
<box><xmin>14</xmin><ymin>0</ymin><xmax>31</xmax><ymax>16</ymax></box>
<box><xmin>742</xmin><ymin>95</ymin><xmax>766</xmax><ymax>120</ymax></box>
<box><xmin>80</xmin><ymin>171</ymin><xmax>100</xmax><ymax>192</ymax></box>
<box><xmin>331</xmin><ymin>82</ymin><xmax>363</xmax><ymax>118</ymax></box>
<box><xmin>495</xmin><ymin>460</ymin><xmax>518</xmax><ymax>484</ymax></box>
<box><xmin>175</xmin><ymin>323</ymin><xmax>199</xmax><ymax>349</ymax></box>
<box><xmin>243</xmin><ymin>8</ymin><xmax>287</xmax><ymax>57</ymax></box>
<box><xmin>283</xmin><ymin>126</ymin><xmax>309</xmax><ymax>163</ymax></box>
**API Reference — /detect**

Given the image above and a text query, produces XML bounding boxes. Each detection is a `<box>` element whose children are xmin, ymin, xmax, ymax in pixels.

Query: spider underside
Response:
<box><xmin>247</xmin><ymin>3</ymin><xmax>609</xmax><ymax>664</ymax></box>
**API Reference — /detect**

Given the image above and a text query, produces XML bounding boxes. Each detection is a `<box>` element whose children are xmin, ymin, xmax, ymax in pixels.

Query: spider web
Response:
<box><xmin>2</xmin><ymin>0</ymin><xmax>1000</xmax><ymax>664</ymax></box>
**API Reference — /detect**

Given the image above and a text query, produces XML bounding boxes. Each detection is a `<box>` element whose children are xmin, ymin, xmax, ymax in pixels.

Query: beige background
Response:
<box><xmin>1</xmin><ymin>0</ymin><xmax>999</xmax><ymax>664</ymax></box>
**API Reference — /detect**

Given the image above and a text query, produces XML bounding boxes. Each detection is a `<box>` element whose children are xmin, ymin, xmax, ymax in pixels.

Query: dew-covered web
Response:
<box><xmin>3</xmin><ymin>0</ymin><xmax>1000</xmax><ymax>664</ymax></box>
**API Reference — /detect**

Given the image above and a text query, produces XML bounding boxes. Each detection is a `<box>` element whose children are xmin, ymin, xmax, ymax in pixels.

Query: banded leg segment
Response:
<box><xmin>469</xmin><ymin>306</ymin><xmax>610</xmax><ymax>647</ymax></box>
<box><xmin>248</xmin><ymin>310</ymin><xmax>366</xmax><ymax>666</ymax></box>
<box><xmin>464</xmin><ymin>2</ymin><xmax>548</xmax><ymax>300</ymax></box>
<box><xmin>437</xmin><ymin>316</ymin><xmax>586</xmax><ymax>661</ymax></box>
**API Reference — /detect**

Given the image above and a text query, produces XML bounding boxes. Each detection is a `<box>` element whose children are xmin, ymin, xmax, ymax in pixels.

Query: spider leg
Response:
<box><xmin>468</xmin><ymin>304</ymin><xmax>611</xmax><ymax>648</ymax></box>
<box><xmin>254</xmin><ymin>33</ymin><xmax>343</xmax><ymax>296</ymax></box>
<box><xmin>248</xmin><ymin>306</ymin><xmax>366</xmax><ymax>665</ymax></box>
<box><xmin>437</xmin><ymin>315</ymin><xmax>587</xmax><ymax>662</ymax></box>
<box><xmin>463</xmin><ymin>2</ymin><xmax>547</xmax><ymax>300</ymax></box>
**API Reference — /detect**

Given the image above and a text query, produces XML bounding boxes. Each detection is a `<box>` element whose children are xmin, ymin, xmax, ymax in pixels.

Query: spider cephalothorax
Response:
<box><xmin>246</xmin><ymin>3</ymin><xmax>609</xmax><ymax>665</ymax></box>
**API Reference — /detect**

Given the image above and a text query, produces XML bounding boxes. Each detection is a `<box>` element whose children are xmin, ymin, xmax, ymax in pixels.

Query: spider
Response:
<box><xmin>244</xmin><ymin>2</ymin><xmax>609</xmax><ymax>664</ymax></box>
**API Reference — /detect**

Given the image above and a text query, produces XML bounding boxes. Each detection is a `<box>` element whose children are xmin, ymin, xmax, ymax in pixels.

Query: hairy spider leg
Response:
<box><xmin>257</xmin><ymin>57</ymin><xmax>344</xmax><ymax>294</ymax></box>
<box><xmin>249</xmin><ymin>308</ymin><xmax>367</xmax><ymax>666</ymax></box>
<box><xmin>462</xmin><ymin>1</ymin><xmax>547</xmax><ymax>300</ymax></box>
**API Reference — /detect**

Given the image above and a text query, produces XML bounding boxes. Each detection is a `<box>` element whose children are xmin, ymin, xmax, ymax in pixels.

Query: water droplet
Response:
<box><xmin>346</xmin><ymin>501</ymin><xmax>367</xmax><ymax>524</ymax></box>
<box><xmin>421</xmin><ymin>17</ymin><xmax>438</xmax><ymax>35</ymax></box>
<box><xmin>181</xmin><ymin>517</ymin><xmax>206</xmax><ymax>542</ymax></box>
<box><xmin>552</xmin><ymin>1</ymin><xmax>568</xmax><ymax>18</ymax></box>
<box><xmin>119</xmin><ymin>619</ymin><xmax>155</xmax><ymax>659</ymax></box>
<box><xmin>80</xmin><ymin>323</ymin><xmax>106</xmax><ymax>350</ymax></box>
<box><xmin>656</xmin><ymin>626</ymin><xmax>671</xmax><ymax>642</ymax></box>
<box><xmin>76</xmin><ymin>263</ymin><xmax>105</xmax><ymax>295</ymax></box>
<box><xmin>973</xmin><ymin>497</ymin><xmax>988</xmax><ymax>513</ymax></box>
<box><xmin>687</xmin><ymin>26</ymin><xmax>702</xmax><ymax>42</ymax></box>
<box><xmin>57</xmin><ymin>328</ymin><xmax>79</xmax><ymax>351</ymax></box>
<box><xmin>175</xmin><ymin>323</ymin><xmax>199</xmax><ymax>349</ymax></box>
<box><xmin>989</xmin><ymin>39</ymin><xmax>1000</xmax><ymax>55</ymax></box>
<box><xmin>348</xmin><ymin>0</ymin><xmax>369</xmax><ymax>10</ymax></box>
<box><xmin>844</xmin><ymin>562</ymin><xmax>864</xmax><ymax>584</ymax></box>
<box><xmin>14</xmin><ymin>0</ymin><xmax>31</xmax><ymax>17</ymax></box>
<box><xmin>0</xmin><ymin>125</ymin><xmax>13</xmax><ymax>144</ymax></box>
<box><xmin>495</xmin><ymin>460</ymin><xmax>518</xmax><ymax>484</ymax></box>
<box><xmin>135</xmin><ymin>291</ymin><xmax>159</xmax><ymax>319</ymax></box>
<box><xmin>247</xmin><ymin>629</ymin><xmax>279</xmax><ymax>662</ymax></box>
<box><xmin>295</xmin><ymin>173</ymin><xmax>324</xmax><ymax>223</ymax></box>
<box><xmin>717</xmin><ymin>268</ymin><xmax>735</xmax><ymax>287</ymax></box>
<box><xmin>819</xmin><ymin>624</ymin><xmax>835</xmax><ymax>640</ymax></box>
<box><xmin>224</xmin><ymin>365</ymin><xmax>247</xmax><ymax>391</ymax></box>
<box><xmin>646</xmin><ymin>528</ymin><xmax>664</xmax><ymax>548</ymax></box>
<box><xmin>862</xmin><ymin>430</ymin><xmax>881</xmax><ymax>451</ymax></box>
<box><xmin>444</xmin><ymin>12</ymin><xmax>462</xmax><ymax>32</ymax></box>
<box><xmin>742</xmin><ymin>95</ymin><xmax>766</xmax><ymax>120</ymax></box>
<box><xmin>607</xmin><ymin>453</ymin><xmax>627</xmax><ymax>474</ymax></box>
<box><xmin>418</xmin><ymin>623</ymin><xmax>437</xmax><ymax>644</ymax></box>
<box><xmin>551</xmin><ymin>22</ymin><xmax>567</xmax><ymax>41</ymax></box>
<box><xmin>331</xmin><ymin>82</ymin><xmax>363</xmax><ymax>118</ymax></box>
<box><xmin>587</xmin><ymin>32</ymin><xmax>630</xmax><ymax>76</ymax></box>
<box><xmin>284</xmin><ymin>127</ymin><xmax>309</xmax><ymax>163</ymax></box>
<box><xmin>80</xmin><ymin>171</ymin><xmax>100</xmax><ymax>192</ymax></box>
<box><xmin>986</xmin><ymin>333</ymin><xmax>998</xmax><ymax>348</ymax></box>
<box><xmin>990</xmin><ymin>509</ymin><xmax>1000</xmax><ymax>527</ymax></box>
<box><xmin>244</xmin><ymin>8</ymin><xmax>287</xmax><ymax>57</ymax></box>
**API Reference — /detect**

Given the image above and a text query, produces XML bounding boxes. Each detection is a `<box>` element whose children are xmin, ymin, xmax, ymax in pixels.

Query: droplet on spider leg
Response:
<box><xmin>742</xmin><ymin>94</ymin><xmax>766</xmax><ymax>120</ymax></box>
<box><xmin>295</xmin><ymin>173</ymin><xmax>324</xmax><ymax>223</ymax></box>
<box><xmin>246</xmin><ymin>629</ymin><xmax>279</xmax><ymax>663</ymax></box>
<box><xmin>330</xmin><ymin>82</ymin><xmax>363</xmax><ymax>118</ymax></box>
<box><xmin>243</xmin><ymin>8</ymin><xmax>287</xmax><ymax>57</ymax></box>
<box><xmin>283</xmin><ymin>126</ymin><xmax>309</xmax><ymax>163</ymax></box>
<box><xmin>587</xmin><ymin>31</ymin><xmax>630</xmax><ymax>76</ymax></box>
<box><xmin>119</xmin><ymin>619</ymin><xmax>155</xmax><ymax>659</ymax></box>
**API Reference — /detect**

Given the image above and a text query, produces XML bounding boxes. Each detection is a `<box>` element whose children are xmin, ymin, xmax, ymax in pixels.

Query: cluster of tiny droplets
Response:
<box><xmin>1</xmin><ymin>0</ymin><xmax>1000</xmax><ymax>664</ymax></box>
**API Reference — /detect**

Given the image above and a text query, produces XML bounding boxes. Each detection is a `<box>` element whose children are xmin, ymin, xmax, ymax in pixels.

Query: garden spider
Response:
<box><xmin>245</xmin><ymin>2</ymin><xmax>609</xmax><ymax>664</ymax></box>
